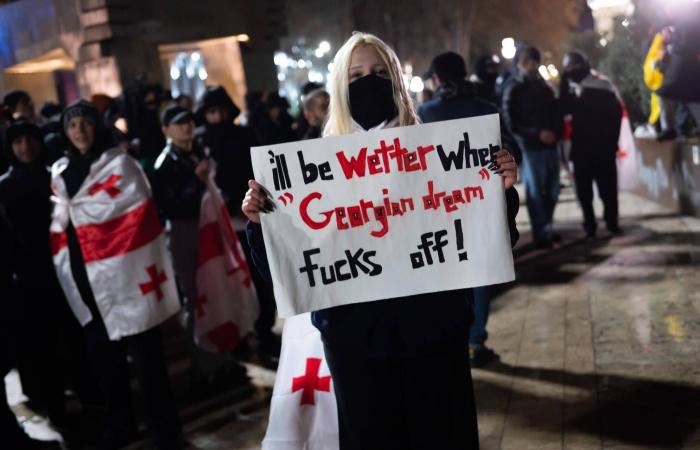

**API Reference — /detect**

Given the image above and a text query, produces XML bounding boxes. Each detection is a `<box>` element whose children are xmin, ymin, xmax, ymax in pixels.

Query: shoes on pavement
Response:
<box><xmin>469</xmin><ymin>345</ymin><xmax>499</xmax><ymax>368</ymax></box>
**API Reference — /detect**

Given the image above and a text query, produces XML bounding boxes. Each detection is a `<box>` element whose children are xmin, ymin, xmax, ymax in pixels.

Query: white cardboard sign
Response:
<box><xmin>251</xmin><ymin>114</ymin><xmax>515</xmax><ymax>317</ymax></box>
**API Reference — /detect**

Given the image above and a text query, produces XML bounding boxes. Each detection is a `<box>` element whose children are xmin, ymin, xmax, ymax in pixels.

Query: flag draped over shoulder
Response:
<box><xmin>194</xmin><ymin>176</ymin><xmax>259</xmax><ymax>352</ymax></box>
<box><xmin>50</xmin><ymin>148</ymin><xmax>180</xmax><ymax>341</ymax></box>
<box><xmin>262</xmin><ymin>312</ymin><xmax>339</xmax><ymax>450</ymax></box>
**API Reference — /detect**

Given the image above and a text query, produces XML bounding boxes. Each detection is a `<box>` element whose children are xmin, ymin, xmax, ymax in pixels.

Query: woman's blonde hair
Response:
<box><xmin>323</xmin><ymin>32</ymin><xmax>419</xmax><ymax>137</ymax></box>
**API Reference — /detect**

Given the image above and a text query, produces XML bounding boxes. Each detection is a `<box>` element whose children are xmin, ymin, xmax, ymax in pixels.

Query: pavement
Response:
<box><xmin>6</xmin><ymin>182</ymin><xmax>700</xmax><ymax>449</ymax></box>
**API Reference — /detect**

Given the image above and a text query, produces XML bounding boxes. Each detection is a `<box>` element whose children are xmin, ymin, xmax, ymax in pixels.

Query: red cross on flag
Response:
<box><xmin>50</xmin><ymin>148</ymin><xmax>180</xmax><ymax>341</ymax></box>
<box><xmin>194</xmin><ymin>174</ymin><xmax>259</xmax><ymax>353</ymax></box>
<box><xmin>262</xmin><ymin>313</ymin><xmax>339</xmax><ymax>450</ymax></box>
<box><xmin>88</xmin><ymin>173</ymin><xmax>122</xmax><ymax>198</ymax></box>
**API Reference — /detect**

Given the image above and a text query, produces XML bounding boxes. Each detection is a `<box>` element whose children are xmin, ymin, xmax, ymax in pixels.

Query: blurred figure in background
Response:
<box><xmin>470</xmin><ymin>54</ymin><xmax>501</xmax><ymax>105</ymax></box>
<box><xmin>175</xmin><ymin>94</ymin><xmax>194</xmax><ymax>112</ymax></box>
<box><xmin>301</xmin><ymin>89</ymin><xmax>329</xmax><ymax>140</ymax></box>
<box><xmin>418</xmin><ymin>50</ymin><xmax>521</xmax><ymax>367</ymax></box>
<box><xmin>294</xmin><ymin>81</ymin><xmax>325</xmax><ymax>139</ymax></box>
<box><xmin>3</xmin><ymin>91</ymin><xmax>40</xmax><ymax>125</ymax></box>
<box><xmin>0</xmin><ymin>121</ymin><xmax>79</xmax><ymax>436</ymax></box>
<box><xmin>0</xmin><ymin>204</ymin><xmax>60</xmax><ymax>450</ymax></box>
<box><xmin>652</xmin><ymin>1</ymin><xmax>700</xmax><ymax>140</ymax></box>
<box><xmin>154</xmin><ymin>104</ymin><xmax>251</xmax><ymax>389</ymax></box>
<box><xmin>257</xmin><ymin>92</ymin><xmax>296</xmax><ymax>145</ymax></box>
<box><xmin>503</xmin><ymin>45</ymin><xmax>562</xmax><ymax>248</ymax></box>
<box><xmin>195</xmin><ymin>86</ymin><xmax>280</xmax><ymax>361</ymax></box>
<box><xmin>195</xmin><ymin>85</ymin><xmax>258</xmax><ymax>213</ymax></box>
<box><xmin>123</xmin><ymin>83</ymin><xmax>167</xmax><ymax>170</ymax></box>
<box><xmin>560</xmin><ymin>51</ymin><xmax>623</xmax><ymax>238</ymax></box>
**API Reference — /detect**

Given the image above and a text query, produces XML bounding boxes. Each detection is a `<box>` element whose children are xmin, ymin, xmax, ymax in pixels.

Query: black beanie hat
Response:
<box><xmin>2</xmin><ymin>90</ymin><xmax>30</xmax><ymax>110</ymax></box>
<box><xmin>62</xmin><ymin>99</ymin><xmax>100</xmax><ymax>131</ymax></box>
<box><xmin>3</xmin><ymin>120</ymin><xmax>44</xmax><ymax>164</ymax></box>
<box><xmin>5</xmin><ymin>120</ymin><xmax>42</xmax><ymax>145</ymax></box>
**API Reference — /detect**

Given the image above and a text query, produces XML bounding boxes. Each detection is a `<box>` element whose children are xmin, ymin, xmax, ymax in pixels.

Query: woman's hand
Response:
<box><xmin>495</xmin><ymin>150</ymin><xmax>518</xmax><ymax>189</ymax></box>
<box><xmin>242</xmin><ymin>180</ymin><xmax>275</xmax><ymax>224</ymax></box>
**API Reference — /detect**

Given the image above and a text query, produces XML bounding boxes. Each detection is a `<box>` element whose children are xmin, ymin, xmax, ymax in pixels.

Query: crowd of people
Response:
<box><xmin>1</xmin><ymin>28</ymin><xmax>638</xmax><ymax>450</ymax></box>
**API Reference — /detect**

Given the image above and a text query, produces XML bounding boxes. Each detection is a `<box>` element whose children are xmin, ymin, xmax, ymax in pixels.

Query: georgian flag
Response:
<box><xmin>194</xmin><ymin>175</ymin><xmax>259</xmax><ymax>352</ymax></box>
<box><xmin>50</xmin><ymin>148</ymin><xmax>180</xmax><ymax>341</ymax></box>
<box><xmin>262</xmin><ymin>313</ymin><xmax>339</xmax><ymax>450</ymax></box>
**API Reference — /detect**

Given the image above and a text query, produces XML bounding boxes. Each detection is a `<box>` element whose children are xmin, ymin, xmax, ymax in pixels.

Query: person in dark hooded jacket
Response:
<box><xmin>0</xmin><ymin>121</ymin><xmax>78</xmax><ymax>431</ymax></box>
<box><xmin>195</xmin><ymin>86</ymin><xmax>280</xmax><ymax>359</ymax></box>
<box><xmin>195</xmin><ymin>85</ymin><xmax>259</xmax><ymax>213</ymax></box>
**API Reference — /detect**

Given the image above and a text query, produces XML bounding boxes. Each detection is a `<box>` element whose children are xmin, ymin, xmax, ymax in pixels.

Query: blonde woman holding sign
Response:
<box><xmin>244</xmin><ymin>32</ymin><xmax>517</xmax><ymax>450</ymax></box>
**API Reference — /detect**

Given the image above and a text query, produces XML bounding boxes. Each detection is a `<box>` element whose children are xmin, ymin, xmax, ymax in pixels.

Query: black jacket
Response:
<box><xmin>559</xmin><ymin>73</ymin><xmax>622</xmax><ymax>162</ymax></box>
<box><xmin>0</xmin><ymin>130</ymin><xmax>57</xmax><ymax>286</ymax></box>
<box><xmin>503</xmin><ymin>74</ymin><xmax>561</xmax><ymax>150</ymax></box>
<box><xmin>152</xmin><ymin>142</ymin><xmax>207</xmax><ymax>221</ymax></box>
<box><xmin>197</xmin><ymin>123</ymin><xmax>258</xmax><ymax>213</ymax></box>
<box><xmin>0</xmin><ymin>164</ymin><xmax>56</xmax><ymax>283</ymax></box>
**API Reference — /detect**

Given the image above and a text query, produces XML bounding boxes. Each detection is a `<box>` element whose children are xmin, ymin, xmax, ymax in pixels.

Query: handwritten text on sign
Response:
<box><xmin>251</xmin><ymin>114</ymin><xmax>515</xmax><ymax>317</ymax></box>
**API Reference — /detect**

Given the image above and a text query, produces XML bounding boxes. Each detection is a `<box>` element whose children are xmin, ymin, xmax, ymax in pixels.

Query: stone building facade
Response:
<box><xmin>0</xmin><ymin>0</ymin><xmax>284</xmax><ymax>107</ymax></box>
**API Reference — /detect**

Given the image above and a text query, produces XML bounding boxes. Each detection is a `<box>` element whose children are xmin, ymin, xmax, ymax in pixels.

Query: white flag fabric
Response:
<box><xmin>50</xmin><ymin>148</ymin><xmax>180</xmax><ymax>341</ymax></box>
<box><xmin>194</xmin><ymin>176</ymin><xmax>259</xmax><ymax>352</ymax></box>
<box><xmin>617</xmin><ymin>108</ymin><xmax>640</xmax><ymax>191</ymax></box>
<box><xmin>262</xmin><ymin>313</ymin><xmax>339</xmax><ymax>450</ymax></box>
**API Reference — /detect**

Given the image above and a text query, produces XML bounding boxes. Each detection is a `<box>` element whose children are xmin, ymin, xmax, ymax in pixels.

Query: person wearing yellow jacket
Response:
<box><xmin>643</xmin><ymin>32</ymin><xmax>664</xmax><ymax>128</ymax></box>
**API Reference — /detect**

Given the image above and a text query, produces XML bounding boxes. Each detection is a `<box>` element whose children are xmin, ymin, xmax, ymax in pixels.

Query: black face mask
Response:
<box><xmin>349</xmin><ymin>74</ymin><xmax>397</xmax><ymax>130</ymax></box>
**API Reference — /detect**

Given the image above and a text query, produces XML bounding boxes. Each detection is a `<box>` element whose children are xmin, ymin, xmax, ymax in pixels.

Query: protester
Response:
<box><xmin>244</xmin><ymin>32</ymin><xmax>518</xmax><ymax>450</ymax></box>
<box><xmin>195</xmin><ymin>86</ymin><xmax>257</xmax><ymax>212</ymax></box>
<box><xmin>51</xmin><ymin>99</ymin><xmax>183</xmax><ymax>449</ymax></box>
<box><xmin>560</xmin><ymin>51</ymin><xmax>623</xmax><ymax>238</ymax></box>
<box><xmin>503</xmin><ymin>45</ymin><xmax>562</xmax><ymax>248</ymax></box>
<box><xmin>470</xmin><ymin>54</ymin><xmax>501</xmax><ymax>105</ymax></box>
<box><xmin>175</xmin><ymin>94</ymin><xmax>194</xmax><ymax>111</ymax></box>
<box><xmin>257</xmin><ymin>92</ymin><xmax>297</xmax><ymax>145</ymax></box>
<box><xmin>195</xmin><ymin>87</ymin><xmax>280</xmax><ymax>359</ymax></box>
<box><xmin>153</xmin><ymin>103</ymin><xmax>251</xmax><ymax>388</ymax></box>
<box><xmin>0</xmin><ymin>121</ymin><xmax>84</xmax><ymax>434</ymax></box>
<box><xmin>294</xmin><ymin>81</ymin><xmax>325</xmax><ymax>139</ymax></box>
<box><xmin>418</xmin><ymin>50</ymin><xmax>521</xmax><ymax>367</ymax></box>
<box><xmin>2</xmin><ymin>90</ymin><xmax>39</xmax><ymax>124</ymax></box>
<box><xmin>301</xmin><ymin>88</ymin><xmax>330</xmax><ymax>139</ymax></box>
<box><xmin>123</xmin><ymin>83</ymin><xmax>166</xmax><ymax>169</ymax></box>
<box><xmin>651</xmin><ymin>2</ymin><xmax>700</xmax><ymax>140</ymax></box>
<box><xmin>0</xmin><ymin>206</ymin><xmax>61</xmax><ymax>450</ymax></box>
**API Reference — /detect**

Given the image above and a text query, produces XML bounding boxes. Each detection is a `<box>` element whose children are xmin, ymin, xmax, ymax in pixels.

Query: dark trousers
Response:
<box><xmin>238</xmin><ymin>230</ymin><xmax>277</xmax><ymax>348</ymax></box>
<box><xmin>324</xmin><ymin>344</ymin><xmax>479</xmax><ymax>450</ymax></box>
<box><xmin>83</xmin><ymin>315</ymin><xmax>181</xmax><ymax>450</ymax></box>
<box><xmin>573</xmin><ymin>157</ymin><xmax>619</xmax><ymax>233</ymax></box>
<box><xmin>1</xmin><ymin>332</ymin><xmax>29</xmax><ymax>447</ymax></box>
<box><xmin>12</xmin><ymin>291</ymin><xmax>67</xmax><ymax>424</ymax></box>
<box><xmin>469</xmin><ymin>286</ymin><xmax>490</xmax><ymax>347</ymax></box>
